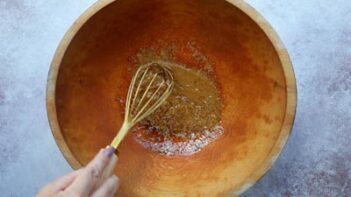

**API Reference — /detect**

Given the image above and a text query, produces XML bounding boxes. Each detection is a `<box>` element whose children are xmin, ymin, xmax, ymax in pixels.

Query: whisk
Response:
<box><xmin>110</xmin><ymin>62</ymin><xmax>174</xmax><ymax>150</ymax></box>
<box><xmin>95</xmin><ymin>62</ymin><xmax>173</xmax><ymax>186</ymax></box>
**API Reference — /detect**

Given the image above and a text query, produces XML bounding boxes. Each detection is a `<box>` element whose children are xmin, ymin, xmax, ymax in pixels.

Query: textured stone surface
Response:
<box><xmin>0</xmin><ymin>0</ymin><xmax>350</xmax><ymax>196</ymax></box>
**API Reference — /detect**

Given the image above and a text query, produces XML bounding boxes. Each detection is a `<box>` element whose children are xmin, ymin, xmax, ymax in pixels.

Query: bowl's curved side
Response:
<box><xmin>46</xmin><ymin>0</ymin><xmax>297</xmax><ymax>195</ymax></box>
<box><xmin>46</xmin><ymin>0</ymin><xmax>117</xmax><ymax>169</ymax></box>
<box><xmin>225</xmin><ymin>0</ymin><xmax>297</xmax><ymax>195</ymax></box>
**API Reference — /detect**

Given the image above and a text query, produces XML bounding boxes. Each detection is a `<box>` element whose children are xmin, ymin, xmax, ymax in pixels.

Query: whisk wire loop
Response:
<box><xmin>110</xmin><ymin>62</ymin><xmax>174</xmax><ymax>149</ymax></box>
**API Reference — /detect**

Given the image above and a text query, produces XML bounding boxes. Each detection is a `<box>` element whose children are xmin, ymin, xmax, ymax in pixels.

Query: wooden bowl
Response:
<box><xmin>47</xmin><ymin>0</ymin><xmax>296</xmax><ymax>196</ymax></box>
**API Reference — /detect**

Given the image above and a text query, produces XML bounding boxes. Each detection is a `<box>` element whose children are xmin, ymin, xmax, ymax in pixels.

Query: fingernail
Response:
<box><xmin>111</xmin><ymin>175</ymin><xmax>120</xmax><ymax>188</ymax></box>
<box><xmin>113</xmin><ymin>175</ymin><xmax>120</xmax><ymax>190</ymax></box>
<box><xmin>112</xmin><ymin>175</ymin><xmax>119</xmax><ymax>182</ymax></box>
<box><xmin>103</xmin><ymin>146</ymin><xmax>115</xmax><ymax>158</ymax></box>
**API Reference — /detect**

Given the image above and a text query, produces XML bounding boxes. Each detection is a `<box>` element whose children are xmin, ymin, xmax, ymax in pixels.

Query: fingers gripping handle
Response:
<box><xmin>96</xmin><ymin>148</ymin><xmax>118</xmax><ymax>188</ymax></box>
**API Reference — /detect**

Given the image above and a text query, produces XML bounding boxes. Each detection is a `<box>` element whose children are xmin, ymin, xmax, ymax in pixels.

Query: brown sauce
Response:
<box><xmin>133</xmin><ymin>61</ymin><xmax>223</xmax><ymax>155</ymax></box>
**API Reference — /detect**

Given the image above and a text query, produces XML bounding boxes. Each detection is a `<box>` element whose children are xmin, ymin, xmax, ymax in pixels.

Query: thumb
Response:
<box><xmin>67</xmin><ymin>147</ymin><xmax>115</xmax><ymax>196</ymax></box>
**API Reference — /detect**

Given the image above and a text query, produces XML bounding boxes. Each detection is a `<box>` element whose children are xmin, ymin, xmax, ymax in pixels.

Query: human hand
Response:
<box><xmin>37</xmin><ymin>146</ymin><xmax>119</xmax><ymax>197</ymax></box>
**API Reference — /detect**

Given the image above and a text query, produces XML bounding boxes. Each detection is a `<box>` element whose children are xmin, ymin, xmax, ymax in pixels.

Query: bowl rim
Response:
<box><xmin>46</xmin><ymin>0</ymin><xmax>297</xmax><ymax>195</ymax></box>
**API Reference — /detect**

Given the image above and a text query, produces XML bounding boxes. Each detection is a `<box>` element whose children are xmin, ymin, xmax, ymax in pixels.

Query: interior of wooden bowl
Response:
<box><xmin>48</xmin><ymin>0</ymin><xmax>295</xmax><ymax>196</ymax></box>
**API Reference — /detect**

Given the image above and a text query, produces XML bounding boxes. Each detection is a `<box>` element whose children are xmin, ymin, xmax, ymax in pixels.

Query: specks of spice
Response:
<box><xmin>135</xmin><ymin>125</ymin><xmax>224</xmax><ymax>156</ymax></box>
<box><xmin>131</xmin><ymin>60</ymin><xmax>223</xmax><ymax>156</ymax></box>
<box><xmin>127</xmin><ymin>45</ymin><xmax>223</xmax><ymax>156</ymax></box>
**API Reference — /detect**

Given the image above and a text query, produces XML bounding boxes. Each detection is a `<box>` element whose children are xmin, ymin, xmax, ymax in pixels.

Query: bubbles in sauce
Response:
<box><xmin>132</xmin><ymin>61</ymin><xmax>223</xmax><ymax>156</ymax></box>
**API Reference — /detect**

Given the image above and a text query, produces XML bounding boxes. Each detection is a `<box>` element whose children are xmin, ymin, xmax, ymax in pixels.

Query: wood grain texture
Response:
<box><xmin>46</xmin><ymin>0</ymin><xmax>296</xmax><ymax>196</ymax></box>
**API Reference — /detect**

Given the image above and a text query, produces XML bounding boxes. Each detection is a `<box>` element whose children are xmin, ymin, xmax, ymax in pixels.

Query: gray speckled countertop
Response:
<box><xmin>0</xmin><ymin>0</ymin><xmax>350</xmax><ymax>196</ymax></box>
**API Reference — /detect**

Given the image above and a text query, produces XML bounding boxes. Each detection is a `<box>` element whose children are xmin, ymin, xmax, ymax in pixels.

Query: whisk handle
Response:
<box><xmin>110</xmin><ymin>121</ymin><xmax>131</xmax><ymax>149</ymax></box>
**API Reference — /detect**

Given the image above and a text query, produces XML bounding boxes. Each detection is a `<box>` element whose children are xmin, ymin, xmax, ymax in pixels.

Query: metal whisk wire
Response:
<box><xmin>110</xmin><ymin>63</ymin><xmax>174</xmax><ymax>149</ymax></box>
